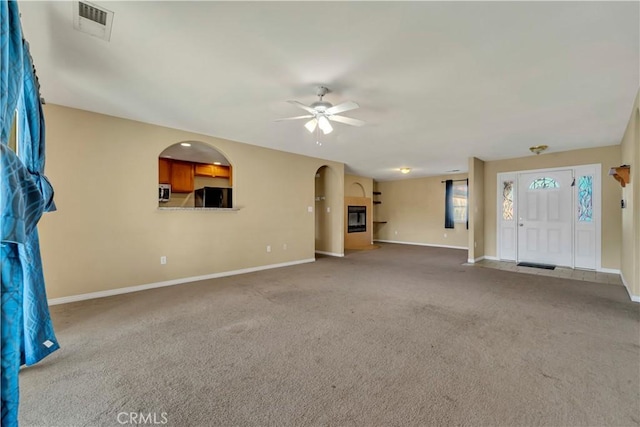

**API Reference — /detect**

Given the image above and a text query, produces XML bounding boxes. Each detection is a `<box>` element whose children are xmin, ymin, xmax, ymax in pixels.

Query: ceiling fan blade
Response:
<box><xmin>326</xmin><ymin>101</ymin><xmax>359</xmax><ymax>115</ymax></box>
<box><xmin>328</xmin><ymin>115</ymin><xmax>365</xmax><ymax>127</ymax></box>
<box><xmin>274</xmin><ymin>115</ymin><xmax>314</xmax><ymax>122</ymax></box>
<box><xmin>287</xmin><ymin>100</ymin><xmax>317</xmax><ymax>114</ymax></box>
<box><xmin>304</xmin><ymin>118</ymin><xmax>318</xmax><ymax>133</ymax></box>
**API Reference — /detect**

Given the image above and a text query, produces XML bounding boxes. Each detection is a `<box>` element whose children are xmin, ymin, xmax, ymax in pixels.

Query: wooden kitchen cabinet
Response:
<box><xmin>159</xmin><ymin>158</ymin><xmax>172</xmax><ymax>184</ymax></box>
<box><xmin>213</xmin><ymin>165</ymin><xmax>230</xmax><ymax>178</ymax></box>
<box><xmin>170</xmin><ymin>161</ymin><xmax>194</xmax><ymax>193</ymax></box>
<box><xmin>194</xmin><ymin>163</ymin><xmax>231</xmax><ymax>179</ymax></box>
<box><xmin>160</xmin><ymin>158</ymin><xmax>231</xmax><ymax>194</ymax></box>
<box><xmin>194</xmin><ymin>164</ymin><xmax>215</xmax><ymax>177</ymax></box>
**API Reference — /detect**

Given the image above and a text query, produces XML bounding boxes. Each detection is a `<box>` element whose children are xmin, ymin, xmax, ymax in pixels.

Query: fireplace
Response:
<box><xmin>348</xmin><ymin>205</ymin><xmax>366</xmax><ymax>233</ymax></box>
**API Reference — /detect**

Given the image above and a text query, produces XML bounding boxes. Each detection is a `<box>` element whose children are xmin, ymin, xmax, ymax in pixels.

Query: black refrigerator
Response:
<box><xmin>194</xmin><ymin>187</ymin><xmax>232</xmax><ymax>208</ymax></box>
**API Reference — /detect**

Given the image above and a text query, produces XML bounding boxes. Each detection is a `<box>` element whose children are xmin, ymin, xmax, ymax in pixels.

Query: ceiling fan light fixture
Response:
<box><xmin>277</xmin><ymin>86</ymin><xmax>365</xmax><ymax>139</ymax></box>
<box><xmin>400</xmin><ymin>167</ymin><xmax>411</xmax><ymax>174</ymax></box>
<box><xmin>529</xmin><ymin>144</ymin><xmax>548</xmax><ymax>155</ymax></box>
<box><xmin>318</xmin><ymin>116</ymin><xmax>333</xmax><ymax>134</ymax></box>
<box><xmin>304</xmin><ymin>118</ymin><xmax>318</xmax><ymax>133</ymax></box>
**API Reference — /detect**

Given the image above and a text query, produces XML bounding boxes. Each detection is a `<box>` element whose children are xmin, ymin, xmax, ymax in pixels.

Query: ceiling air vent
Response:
<box><xmin>73</xmin><ymin>1</ymin><xmax>114</xmax><ymax>41</ymax></box>
<box><xmin>79</xmin><ymin>2</ymin><xmax>107</xmax><ymax>25</ymax></box>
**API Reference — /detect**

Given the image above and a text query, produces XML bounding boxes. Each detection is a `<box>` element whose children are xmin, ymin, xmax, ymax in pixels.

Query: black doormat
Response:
<box><xmin>517</xmin><ymin>262</ymin><xmax>556</xmax><ymax>270</ymax></box>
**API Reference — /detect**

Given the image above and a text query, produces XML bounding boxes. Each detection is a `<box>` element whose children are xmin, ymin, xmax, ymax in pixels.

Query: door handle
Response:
<box><xmin>519</xmin><ymin>223</ymin><xmax>524</xmax><ymax>227</ymax></box>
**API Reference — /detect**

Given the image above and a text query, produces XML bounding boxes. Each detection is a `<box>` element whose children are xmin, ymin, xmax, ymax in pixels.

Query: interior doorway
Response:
<box><xmin>497</xmin><ymin>165</ymin><xmax>601</xmax><ymax>269</ymax></box>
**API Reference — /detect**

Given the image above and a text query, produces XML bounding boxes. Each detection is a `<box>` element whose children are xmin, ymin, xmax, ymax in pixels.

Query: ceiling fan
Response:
<box><xmin>276</xmin><ymin>86</ymin><xmax>365</xmax><ymax>135</ymax></box>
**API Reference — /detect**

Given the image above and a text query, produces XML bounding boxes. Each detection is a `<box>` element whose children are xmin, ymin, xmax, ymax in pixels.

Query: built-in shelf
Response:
<box><xmin>373</xmin><ymin>191</ymin><xmax>382</xmax><ymax>205</ymax></box>
<box><xmin>609</xmin><ymin>165</ymin><xmax>630</xmax><ymax>187</ymax></box>
<box><xmin>373</xmin><ymin>191</ymin><xmax>385</xmax><ymax>223</ymax></box>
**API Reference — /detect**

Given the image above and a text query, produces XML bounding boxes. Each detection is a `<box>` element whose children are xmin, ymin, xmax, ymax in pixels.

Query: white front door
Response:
<box><xmin>517</xmin><ymin>170</ymin><xmax>573</xmax><ymax>267</ymax></box>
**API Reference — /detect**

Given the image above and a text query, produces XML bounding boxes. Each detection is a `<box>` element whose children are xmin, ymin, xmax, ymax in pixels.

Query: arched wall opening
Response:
<box><xmin>314</xmin><ymin>165</ymin><xmax>342</xmax><ymax>256</ymax></box>
<box><xmin>158</xmin><ymin>141</ymin><xmax>233</xmax><ymax>208</ymax></box>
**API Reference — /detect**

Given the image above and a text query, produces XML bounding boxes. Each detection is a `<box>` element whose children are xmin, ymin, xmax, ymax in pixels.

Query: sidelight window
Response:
<box><xmin>502</xmin><ymin>181</ymin><xmax>514</xmax><ymax>220</ymax></box>
<box><xmin>578</xmin><ymin>176</ymin><xmax>593</xmax><ymax>222</ymax></box>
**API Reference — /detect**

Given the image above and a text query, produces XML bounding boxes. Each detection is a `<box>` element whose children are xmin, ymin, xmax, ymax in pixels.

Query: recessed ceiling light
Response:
<box><xmin>180</xmin><ymin>142</ymin><xmax>191</xmax><ymax>147</ymax></box>
<box><xmin>400</xmin><ymin>168</ymin><xmax>411</xmax><ymax>174</ymax></box>
<box><xmin>213</xmin><ymin>162</ymin><xmax>221</xmax><ymax>165</ymax></box>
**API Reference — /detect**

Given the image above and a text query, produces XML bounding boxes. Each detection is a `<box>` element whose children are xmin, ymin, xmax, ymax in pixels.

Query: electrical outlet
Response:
<box><xmin>160</xmin><ymin>256</ymin><xmax>167</xmax><ymax>265</ymax></box>
<box><xmin>394</xmin><ymin>230</ymin><xmax>398</xmax><ymax>235</ymax></box>
<box><xmin>283</xmin><ymin>243</ymin><xmax>287</xmax><ymax>250</ymax></box>
<box><xmin>326</xmin><ymin>207</ymin><xmax>331</xmax><ymax>213</ymax></box>
<box><xmin>308</xmin><ymin>206</ymin><xmax>313</xmax><ymax>213</ymax></box>
<box><xmin>444</xmin><ymin>233</ymin><xmax>447</xmax><ymax>238</ymax></box>
<box><xmin>266</xmin><ymin>245</ymin><xmax>271</xmax><ymax>253</ymax></box>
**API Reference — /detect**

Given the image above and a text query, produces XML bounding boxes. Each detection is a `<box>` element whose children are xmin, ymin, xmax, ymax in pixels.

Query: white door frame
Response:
<box><xmin>496</xmin><ymin>164</ymin><xmax>601</xmax><ymax>270</ymax></box>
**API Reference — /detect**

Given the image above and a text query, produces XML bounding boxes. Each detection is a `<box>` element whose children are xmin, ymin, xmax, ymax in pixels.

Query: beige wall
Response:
<box><xmin>39</xmin><ymin>105</ymin><xmax>344</xmax><ymax>299</ymax></box>
<box><xmin>620</xmin><ymin>90</ymin><xmax>639</xmax><ymax>299</ymax></box>
<box><xmin>374</xmin><ymin>174</ymin><xmax>469</xmax><ymax>248</ymax></box>
<box><xmin>468</xmin><ymin>157</ymin><xmax>485</xmax><ymax>262</ymax></box>
<box><xmin>484</xmin><ymin>145</ymin><xmax>622</xmax><ymax>269</ymax></box>
<box><xmin>344</xmin><ymin>174</ymin><xmax>373</xmax><ymax>198</ymax></box>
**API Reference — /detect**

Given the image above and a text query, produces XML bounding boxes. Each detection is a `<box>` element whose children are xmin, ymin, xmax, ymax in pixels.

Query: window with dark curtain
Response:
<box><xmin>444</xmin><ymin>179</ymin><xmax>454</xmax><ymax>229</ymax></box>
<box><xmin>466</xmin><ymin>178</ymin><xmax>469</xmax><ymax>230</ymax></box>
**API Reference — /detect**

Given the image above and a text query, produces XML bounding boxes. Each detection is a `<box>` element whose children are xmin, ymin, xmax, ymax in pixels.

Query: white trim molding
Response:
<box><xmin>467</xmin><ymin>256</ymin><xmax>485</xmax><ymax>264</ymax></box>
<box><xmin>315</xmin><ymin>251</ymin><xmax>345</xmax><ymax>257</ymax></box>
<box><xmin>621</xmin><ymin>273</ymin><xmax>640</xmax><ymax>303</ymax></box>
<box><xmin>49</xmin><ymin>258</ymin><xmax>316</xmax><ymax>306</ymax></box>
<box><xmin>483</xmin><ymin>256</ymin><xmax>500</xmax><ymax>261</ymax></box>
<box><xmin>597</xmin><ymin>267</ymin><xmax>621</xmax><ymax>274</ymax></box>
<box><xmin>375</xmin><ymin>240</ymin><xmax>467</xmax><ymax>250</ymax></box>
<box><xmin>496</xmin><ymin>164</ymin><xmax>602</xmax><ymax>269</ymax></box>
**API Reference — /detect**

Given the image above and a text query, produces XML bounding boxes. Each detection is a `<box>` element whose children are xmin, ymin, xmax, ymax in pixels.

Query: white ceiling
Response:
<box><xmin>19</xmin><ymin>1</ymin><xmax>639</xmax><ymax>181</ymax></box>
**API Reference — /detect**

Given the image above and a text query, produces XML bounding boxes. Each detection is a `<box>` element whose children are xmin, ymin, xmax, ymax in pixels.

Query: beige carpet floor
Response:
<box><xmin>20</xmin><ymin>243</ymin><xmax>640</xmax><ymax>426</ymax></box>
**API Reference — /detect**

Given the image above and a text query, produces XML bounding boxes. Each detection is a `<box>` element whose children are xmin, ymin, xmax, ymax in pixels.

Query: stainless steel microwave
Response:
<box><xmin>159</xmin><ymin>184</ymin><xmax>171</xmax><ymax>202</ymax></box>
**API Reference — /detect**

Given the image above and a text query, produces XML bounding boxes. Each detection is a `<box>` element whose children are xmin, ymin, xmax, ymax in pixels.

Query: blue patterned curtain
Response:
<box><xmin>0</xmin><ymin>0</ymin><xmax>22</xmax><ymax>141</ymax></box>
<box><xmin>16</xmin><ymin>40</ymin><xmax>59</xmax><ymax>367</ymax></box>
<box><xmin>1</xmin><ymin>1</ymin><xmax>59</xmax><ymax>426</ymax></box>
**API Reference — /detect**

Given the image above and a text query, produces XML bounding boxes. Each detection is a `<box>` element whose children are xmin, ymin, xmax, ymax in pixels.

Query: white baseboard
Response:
<box><xmin>375</xmin><ymin>240</ymin><xmax>467</xmax><ymax>250</ymax></box>
<box><xmin>483</xmin><ymin>256</ymin><xmax>500</xmax><ymax>261</ymax></box>
<box><xmin>597</xmin><ymin>267</ymin><xmax>621</xmax><ymax>274</ymax></box>
<box><xmin>620</xmin><ymin>273</ymin><xmax>640</xmax><ymax>303</ymax></box>
<box><xmin>467</xmin><ymin>256</ymin><xmax>485</xmax><ymax>264</ymax></box>
<box><xmin>315</xmin><ymin>251</ymin><xmax>344</xmax><ymax>257</ymax></box>
<box><xmin>48</xmin><ymin>258</ymin><xmax>316</xmax><ymax>306</ymax></box>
